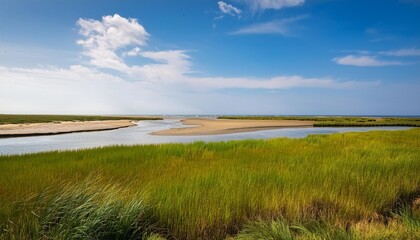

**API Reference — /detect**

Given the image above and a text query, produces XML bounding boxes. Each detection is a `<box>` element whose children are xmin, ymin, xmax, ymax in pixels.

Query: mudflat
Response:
<box><xmin>0</xmin><ymin>120</ymin><xmax>136</xmax><ymax>137</ymax></box>
<box><xmin>152</xmin><ymin>118</ymin><xmax>314</xmax><ymax>136</ymax></box>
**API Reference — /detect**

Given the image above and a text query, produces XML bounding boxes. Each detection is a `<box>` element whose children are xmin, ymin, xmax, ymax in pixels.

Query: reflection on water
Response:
<box><xmin>0</xmin><ymin>119</ymin><xmax>410</xmax><ymax>155</ymax></box>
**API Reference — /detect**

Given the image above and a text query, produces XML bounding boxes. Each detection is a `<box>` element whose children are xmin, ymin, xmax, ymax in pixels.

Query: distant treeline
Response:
<box><xmin>0</xmin><ymin>114</ymin><xmax>163</xmax><ymax>125</ymax></box>
<box><xmin>219</xmin><ymin>116</ymin><xmax>420</xmax><ymax>127</ymax></box>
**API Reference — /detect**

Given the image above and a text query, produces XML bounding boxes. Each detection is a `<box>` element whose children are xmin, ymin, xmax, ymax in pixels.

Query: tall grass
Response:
<box><xmin>3</xmin><ymin>176</ymin><xmax>160</xmax><ymax>240</ymax></box>
<box><xmin>1</xmin><ymin>129</ymin><xmax>419</xmax><ymax>239</ymax></box>
<box><xmin>0</xmin><ymin>114</ymin><xmax>162</xmax><ymax>125</ymax></box>
<box><xmin>235</xmin><ymin>213</ymin><xmax>420</xmax><ymax>240</ymax></box>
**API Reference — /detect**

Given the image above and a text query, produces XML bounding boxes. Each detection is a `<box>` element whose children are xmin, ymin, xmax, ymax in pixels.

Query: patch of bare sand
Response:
<box><xmin>0</xmin><ymin>120</ymin><xmax>136</xmax><ymax>138</ymax></box>
<box><xmin>152</xmin><ymin>118</ymin><xmax>314</xmax><ymax>136</ymax></box>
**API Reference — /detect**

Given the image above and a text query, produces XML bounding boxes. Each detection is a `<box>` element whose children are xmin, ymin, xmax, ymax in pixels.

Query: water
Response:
<box><xmin>0</xmin><ymin>119</ymin><xmax>410</xmax><ymax>155</ymax></box>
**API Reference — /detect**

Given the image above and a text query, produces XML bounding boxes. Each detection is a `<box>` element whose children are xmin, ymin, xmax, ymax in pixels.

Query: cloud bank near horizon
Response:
<box><xmin>0</xmin><ymin>14</ymin><xmax>373</xmax><ymax>114</ymax></box>
<box><xmin>0</xmin><ymin>14</ymin><xmax>372</xmax><ymax>114</ymax></box>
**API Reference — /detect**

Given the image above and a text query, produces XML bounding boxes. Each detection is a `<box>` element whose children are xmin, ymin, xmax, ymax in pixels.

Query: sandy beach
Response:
<box><xmin>152</xmin><ymin>118</ymin><xmax>314</xmax><ymax>136</ymax></box>
<box><xmin>0</xmin><ymin>120</ymin><xmax>136</xmax><ymax>138</ymax></box>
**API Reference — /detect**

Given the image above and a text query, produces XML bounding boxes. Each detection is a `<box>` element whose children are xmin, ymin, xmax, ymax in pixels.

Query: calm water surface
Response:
<box><xmin>0</xmin><ymin>119</ymin><xmax>410</xmax><ymax>155</ymax></box>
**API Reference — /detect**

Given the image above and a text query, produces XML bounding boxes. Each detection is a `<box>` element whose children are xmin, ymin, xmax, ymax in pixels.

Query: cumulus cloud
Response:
<box><xmin>0</xmin><ymin>14</ymin><xmax>368</xmax><ymax>114</ymax></box>
<box><xmin>380</xmin><ymin>47</ymin><xmax>420</xmax><ymax>57</ymax></box>
<box><xmin>76</xmin><ymin>14</ymin><xmax>149</xmax><ymax>71</ymax></box>
<box><xmin>74</xmin><ymin>14</ymin><xmax>343</xmax><ymax>89</ymax></box>
<box><xmin>333</xmin><ymin>55</ymin><xmax>403</xmax><ymax>67</ymax></box>
<box><xmin>218</xmin><ymin>1</ymin><xmax>241</xmax><ymax>16</ymax></box>
<box><xmin>130</xmin><ymin>50</ymin><xmax>192</xmax><ymax>82</ymax></box>
<box><xmin>242</xmin><ymin>0</ymin><xmax>305</xmax><ymax>12</ymax></box>
<box><xmin>231</xmin><ymin>15</ymin><xmax>307</xmax><ymax>35</ymax></box>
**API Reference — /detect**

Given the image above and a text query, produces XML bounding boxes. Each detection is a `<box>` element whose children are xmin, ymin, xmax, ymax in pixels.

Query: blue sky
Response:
<box><xmin>0</xmin><ymin>0</ymin><xmax>419</xmax><ymax>115</ymax></box>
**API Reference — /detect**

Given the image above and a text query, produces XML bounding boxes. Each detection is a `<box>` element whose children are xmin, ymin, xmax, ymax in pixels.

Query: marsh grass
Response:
<box><xmin>219</xmin><ymin>116</ymin><xmax>420</xmax><ymax>127</ymax></box>
<box><xmin>0</xmin><ymin>114</ymin><xmax>162</xmax><ymax>125</ymax></box>
<box><xmin>234</xmin><ymin>219</ymin><xmax>296</xmax><ymax>240</ymax></box>
<box><xmin>0</xmin><ymin>129</ymin><xmax>419</xmax><ymax>239</ymax></box>
<box><xmin>3</xmin><ymin>176</ymin><xmax>159</xmax><ymax>240</ymax></box>
<box><xmin>235</xmin><ymin>208</ymin><xmax>420</xmax><ymax>240</ymax></box>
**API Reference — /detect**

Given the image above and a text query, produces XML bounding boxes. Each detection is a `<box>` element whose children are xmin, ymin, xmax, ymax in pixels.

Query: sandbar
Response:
<box><xmin>152</xmin><ymin>118</ymin><xmax>314</xmax><ymax>136</ymax></box>
<box><xmin>0</xmin><ymin>120</ymin><xmax>136</xmax><ymax>138</ymax></box>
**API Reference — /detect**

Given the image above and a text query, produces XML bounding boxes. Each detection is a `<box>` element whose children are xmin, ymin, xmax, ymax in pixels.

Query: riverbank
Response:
<box><xmin>151</xmin><ymin>118</ymin><xmax>314</xmax><ymax>135</ymax></box>
<box><xmin>0</xmin><ymin>120</ymin><xmax>137</xmax><ymax>138</ymax></box>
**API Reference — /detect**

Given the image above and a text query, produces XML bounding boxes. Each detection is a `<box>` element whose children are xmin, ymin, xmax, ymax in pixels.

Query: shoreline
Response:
<box><xmin>0</xmin><ymin>120</ymin><xmax>137</xmax><ymax>138</ymax></box>
<box><xmin>151</xmin><ymin>118</ymin><xmax>314</xmax><ymax>136</ymax></box>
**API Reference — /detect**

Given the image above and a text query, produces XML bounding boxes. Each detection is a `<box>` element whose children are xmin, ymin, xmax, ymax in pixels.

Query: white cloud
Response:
<box><xmin>231</xmin><ymin>15</ymin><xmax>307</xmax><ymax>35</ymax></box>
<box><xmin>125</xmin><ymin>47</ymin><xmax>141</xmax><ymax>57</ymax></box>
<box><xmin>76</xmin><ymin>14</ymin><xmax>149</xmax><ymax>71</ymax></box>
<box><xmin>123</xmin><ymin>48</ymin><xmax>352</xmax><ymax>90</ymax></box>
<box><xmin>0</xmin><ymin>65</ymin><xmax>197</xmax><ymax>114</ymax></box>
<box><xmin>242</xmin><ymin>0</ymin><xmax>305</xmax><ymax>12</ymax></box>
<box><xmin>140</xmin><ymin>50</ymin><xmax>190</xmax><ymax>65</ymax></box>
<box><xmin>182</xmin><ymin>75</ymin><xmax>363</xmax><ymax>90</ymax></box>
<box><xmin>0</xmin><ymin>61</ymin><xmax>362</xmax><ymax>115</ymax></box>
<box><xmin>380</xmin><ymin>47</ymin><xmax>420</xmax><ymax>57</ymax></box>
<box><xmin>0</xmin><ymin>14</ymin><xmax>370</xmax><ymax>114</ymax></box>
<box><xmin>218</xmin><ymin>1</ymin><xmax>241</xmax><ymax>16</ymax></box>
<box><xmin>333</xmin><ymin>55</ymin><xmax>403</xmax><ymax>67</ymax></box>
<box><xmin>130</xmin><ymin>50</ymin><xmax>192</xmax><ymax>82</ymax></box>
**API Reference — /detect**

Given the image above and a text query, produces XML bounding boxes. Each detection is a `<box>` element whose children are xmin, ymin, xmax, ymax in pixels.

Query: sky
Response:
<box><xmin>0</xmin><ymin>0</ymin><xmax>419</xmax><ymax>115</ymax></box>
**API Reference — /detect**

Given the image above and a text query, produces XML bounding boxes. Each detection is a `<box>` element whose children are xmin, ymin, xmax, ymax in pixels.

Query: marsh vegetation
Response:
<box><xmin>0</xmin><ymin>114</ymin><xmax>163</xmax><ymax>125</ymax></box>
<box><xmin>219</xmin><ymin>116</ymin><xmax>420</xmax><ymax>127</ymax></box>
<box><xmin>0</xmin><ymin>129</ymin><xmax>419</xmax><ymax>239</ymax></box>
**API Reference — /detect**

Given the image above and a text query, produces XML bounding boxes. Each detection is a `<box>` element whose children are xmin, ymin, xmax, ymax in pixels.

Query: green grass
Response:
<box><xmin>0</xmin><ymin>114</ymin><xmax>163</xmax><ymax>125</ymax></box>
<box><xmin>218</xmin><ymin>116</ymin><xmax>420</xmax><ymax>127</ymax></box>
<box><xmin>1</xmin><ymin>129</ymin><xmax>419</xmax><ymax>239</ymax></box>
<box><xmin>3</xmin><ymin>177</ymin><xmax>159</xmax><ymax>240</ymax></box>
<box><xmin>235</xmin><ymin>214</ymin><xmax>420</xmax><ymax>240</ymax></box>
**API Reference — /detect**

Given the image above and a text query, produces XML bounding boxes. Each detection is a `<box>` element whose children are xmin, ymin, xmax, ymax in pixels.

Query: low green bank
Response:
<box><xmin>218</xmin><ymin>116</ymin><xmax>420</xmax><ymax>127</ymax></box>
<box><xmin>0</xmin><ymin>114</ymin><xmax>163</xmax><ymax>125</ymax></box>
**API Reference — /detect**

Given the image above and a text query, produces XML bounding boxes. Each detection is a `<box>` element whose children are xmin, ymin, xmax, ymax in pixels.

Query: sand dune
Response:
<box><xmin>152</xmin><ymin>118</ymin><xmax>313</xmax><ymax>136</ymax></box>
<box><xmin>0</xmin><ymin>120</ymin><xmax>136</xmax><ymax>138</ymax></box>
